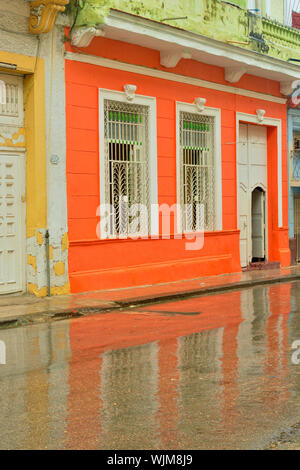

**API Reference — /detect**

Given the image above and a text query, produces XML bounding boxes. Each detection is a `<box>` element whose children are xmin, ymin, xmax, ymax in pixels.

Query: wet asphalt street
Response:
<box><xmin>1</xmin><ymin>281</ymin><xmax>300</xmax><ymax>450</ymax></box>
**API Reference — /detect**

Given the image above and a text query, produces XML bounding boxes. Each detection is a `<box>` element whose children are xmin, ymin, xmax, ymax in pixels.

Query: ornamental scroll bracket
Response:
<box><xmin>71</xmin><ymin>26</ymin><xmax>105</xmax><ymax>47</ymax></box>
<box><xmin>29</xmin><ymin>0</ymin><xmax>69</xmax><ymax>35</ymax></box>
<box><xmin>256</xmin><ymin>109</ymin><xmax>266</xmax><ymax>124</ymax></box>
<box><xmin>124</xmin><ymin>85</ymin><xmax>137</xmax><ymax>102</ymax></box>
<box><xmin>194</xmin><ymin>97</ymin><xmax>207</xmax><ymax>113</ymax></box>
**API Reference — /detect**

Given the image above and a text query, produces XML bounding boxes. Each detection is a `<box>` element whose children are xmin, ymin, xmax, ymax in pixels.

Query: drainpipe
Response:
<box><xmin>45</xmin><ymin>229</ymin><xmax>51</xmax><ymax>297</ymax></box>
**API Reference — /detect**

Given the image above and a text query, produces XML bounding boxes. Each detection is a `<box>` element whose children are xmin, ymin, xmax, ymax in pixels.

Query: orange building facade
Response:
<box><xmin>65</xmin><ymin>26</ymin><xmax>290</xmax><ymax>294</ymax></box>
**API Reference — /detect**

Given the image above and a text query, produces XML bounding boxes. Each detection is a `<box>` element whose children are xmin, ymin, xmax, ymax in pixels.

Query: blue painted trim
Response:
<box><xmin>288</xmin><ymin>107</ymin><xmax>300</xmax><ymax>239</ymax></box>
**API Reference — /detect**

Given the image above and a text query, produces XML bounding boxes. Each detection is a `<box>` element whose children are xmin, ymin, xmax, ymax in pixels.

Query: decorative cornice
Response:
<box><xmin>288</xmin><ymin>85</ymin><xmax>300</xmax><ymax>108</ymax></box>
<box><xmin>160</xmin><ymin>50</ymin><xmax>192</xmax><ymax>68</ymax></box>
<box><xmin>65</xmin><ymin>52</ymin><xmax>287</xmax><ymax>105</ymax></box>
<box><xmin>280</xmin><ymin>80</ymin><xmax>298</xmax><ymax>96</ymax></box>
<box><xmin>225</xmin><ymin>66</ymin><xmax>247</xmax><ymax>83</ymax></box>
<box><xmin>29</xmin><ymin>0</ymin><xmax>69</xmax><ymax>35</ymax></box>
<box><xmin>71</xmin><ymin>26</ymin><xmax>105</xmax><ymax>47</ymax></box>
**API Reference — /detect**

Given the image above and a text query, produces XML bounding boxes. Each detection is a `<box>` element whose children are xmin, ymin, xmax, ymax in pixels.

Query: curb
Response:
<box><xmin>0</xmin><ymin>273</ymin><xmax>299</xmax><ymax>330</ymax></box>
<box><xmin>116</xmin><ymin>273</ymin><xmax>300</xmax><ymax>308</ymax></box>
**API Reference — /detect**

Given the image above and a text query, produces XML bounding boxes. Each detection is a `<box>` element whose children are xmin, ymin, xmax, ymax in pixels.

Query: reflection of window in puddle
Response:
<box><xmin>178</xmin><ymin>328</ymin><xmax>224</xmax><ymax>375</ymax></box>
<box><xmin>100</xmin><ymin>342</ymin><xmax>159</xmax><ymax>449</ymax></box>
<box><xmin>251</xmin><ymin>288</ymin><xmax>270</xmax><ymax>335</ymax></box>
<box><xmin>237</xmin><ymin>289</ymin><xmax>270</xmax><ymax>382</ymax></box>
<box><xmin>177</xmin><ymin>329</ymin><xmax>224</xmax><ymax>445</ymax></box>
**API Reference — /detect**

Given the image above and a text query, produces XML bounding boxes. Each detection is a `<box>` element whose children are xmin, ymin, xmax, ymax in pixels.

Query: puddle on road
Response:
<box><xmin>0</xmin><ymin>281</ymin><xmax>300</xmax><ymax>449</ymax></box>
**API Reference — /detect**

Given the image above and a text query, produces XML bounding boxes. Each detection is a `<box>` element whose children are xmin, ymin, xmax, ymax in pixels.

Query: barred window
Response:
<box><xmin>0</xmin><ymin>74</ymin><xmax>23</xmax><ymax>126</ymax></box>
<box><xmin>103</xmin><ymin>99</ymin><xmax>150</xmax><ymax>237</ymax></box>
<box><xmin>0</xmin><ymin>82</ymin><xmax>19</xmax><ymax>117</ymax></box>
<box><xmin>179</xmin><ymin>111</ymin><xmax>215</xmax><ymax>232</ymax></box>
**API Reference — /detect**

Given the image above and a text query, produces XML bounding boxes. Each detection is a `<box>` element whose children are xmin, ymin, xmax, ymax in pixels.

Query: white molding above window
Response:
<box><xmin>66</xmin><ymin>52</ymin><xmax>287</xmax><ymax>105</ymax></box>
<box><xmin>99</xmin><ymin>88</ymin><xmax>158</xmax><ymax>239</ymax></box>
<box><xmin>176</xmin><ymin>101</ymin><xmax>222</xmax><ymax>234</ymax></box>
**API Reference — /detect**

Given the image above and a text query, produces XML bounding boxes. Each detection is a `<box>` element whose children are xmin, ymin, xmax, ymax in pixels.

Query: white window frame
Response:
<box><xmin>176</xmin><ymin>101</ymin><xmax>222</xmax><ymax>234</ymax></box>
<box><xmin>0</xmin><ymin>73</ymin><xmax>24</xmax><ymax>127</ymax></box>
<box><xmin>99</xmin><ymin>88</ymin><xmax>158</xmax><ymax>239</ymax></box>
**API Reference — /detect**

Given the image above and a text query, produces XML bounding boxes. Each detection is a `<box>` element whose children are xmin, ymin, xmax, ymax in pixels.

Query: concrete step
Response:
<box><xmin>243</xmin><ymin>262</ymin><xmax>281</xmax><ymax>271</ymax></box>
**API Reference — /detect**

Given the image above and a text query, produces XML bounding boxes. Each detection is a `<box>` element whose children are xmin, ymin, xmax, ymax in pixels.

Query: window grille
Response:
<box><xmin>179</xmin><ymin>111</ymin><xmax>215</xmax><ymax>232</ymax></box>
<box><xmin>293</xmin><ymin>135</ymin><xmax>300</xmax><ymax>181</ymax></box>
<box><xmin>104</xmin><ymin>99</ymin><xmax>150</xmax><ymax>237</ymax></box>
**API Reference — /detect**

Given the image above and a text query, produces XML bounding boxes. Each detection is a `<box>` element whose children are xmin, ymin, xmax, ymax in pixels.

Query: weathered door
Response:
<box><xmin>238</xmin><ymin>124</ymin><xmax>250</xmax><ymax>268</ymax></box>
<box><xmin>238</xmin><ymin>124</ymin><xmax>267</xmax><ymax>267</ymax></box>
<box><xmin>0</xmin><ymin>154</ymin><xmax>24</xmax><ymax>294</ymax></box>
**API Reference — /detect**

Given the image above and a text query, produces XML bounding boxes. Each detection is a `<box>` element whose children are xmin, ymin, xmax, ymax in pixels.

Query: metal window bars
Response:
<box><xmin>293</xmin><ymin>137</ymin><xmax>300</xmax><ymax>181</ymax></box>
<box><xmin>293</xmin><ymin>155</ymin><xmax>300</xmax><ymax>181</ymax></box>
<box><xmin>104</xmin><ymin>99</ymin><xmax>150</xmax><ymax>237</ymax></box>
<box><xmin>180</xmin><ymin>111</ymin><xmax>215</xmax><ymax>232</ymax></box>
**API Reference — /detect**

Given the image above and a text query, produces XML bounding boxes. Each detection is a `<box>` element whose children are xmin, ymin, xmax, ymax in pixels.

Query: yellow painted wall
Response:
<box><xmin>0</xmin><ymin>50</ymin><xmax>47</xmax><ymax>295</ymax></box>
<box><xmin>0</xmin><ymin>51</ymin><xmax>47</xmax><ymax>240</ymax></box>
<box><xmin>23</xmin><ymin>59</ymin><xmax>47</xmax><ymax>238</ymax></box>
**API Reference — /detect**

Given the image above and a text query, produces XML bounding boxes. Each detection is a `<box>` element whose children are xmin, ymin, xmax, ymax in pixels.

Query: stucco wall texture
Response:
<box><xmin>65</xmin><ymin>35</ymin><xmax>290</xmax><ymax>293</ymax></box>
<box><xmin>0</xmin><ymin>0</ymin><xmax>70</xmax><ymax>296</ymax></box>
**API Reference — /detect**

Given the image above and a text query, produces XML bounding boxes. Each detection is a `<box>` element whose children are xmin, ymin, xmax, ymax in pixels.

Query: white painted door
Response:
<box><xmin>252</xmin><ymin>189</ymin><xmax>265</xmax><ymax>259</ymax></box>
<box><xmin>0</xmin><ymin>154</ymin><xmax>24</xmax><ymax>294</ymax></box>
<box><xmin>238</xmin><ymin>124</ymin><xmax>250</xmax><ymax>268</ymax></box>
<box><xmin>238</xmin><ymin>124</ymin><xmax>267</xmax><ymax>267</ymax></box>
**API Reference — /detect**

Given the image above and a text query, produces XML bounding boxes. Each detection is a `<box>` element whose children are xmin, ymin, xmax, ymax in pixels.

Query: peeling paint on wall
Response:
<box><xmin>54</xmin><ymin>262</ymin><xmax>65</xmax><ymax>276</ymax></box>
<box><xmin>61</xmin><ymin>232</ymin><xmax>69</xmax><ymax>251</ymax></box>
<box><xmin>0</xmin><ymin>127</ymin><xmax>25</xmax><ymax>146</ymax></box>
<box><xmin>68</xmin><ymin>0</ymin><xmax>300</xmax><ymax>62</ymax></box>
<box><xmin>27</xmin><ymin>254</ymin><xmax>37</xmax><ymax>274</ymax></box>
<box><xmin>0</xmin><ymin>1</ymin><xmax>70</xmax><ymax>298</ymax></box>
<box><xmin>36</xmin><ymin>231</ymin><xmax>44</xmax><ymax>246</ymax></box>
<box><xmin>27</xmin><ymin>229</ymin><xmax>70</xmax><ymax>297</ymax></box>
<box><xmin>48</xmin><ymin>229</ymin><xmax>70</xmax><ymax>291</ymax></box>
<box><xmin>27</xmin><ymin>230</ymin><xmax>48</xmax><ymax>294</ymax></box>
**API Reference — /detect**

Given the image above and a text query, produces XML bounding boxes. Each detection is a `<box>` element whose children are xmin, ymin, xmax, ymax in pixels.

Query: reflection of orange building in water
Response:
<box><xmin>0</xmin><ymin>284</ymin><xmax>298</xmax><ymax>449</ymax></box>
<box><xmin>66</xmin><ymin>291</ymin><xmax>240</xmax><ymax>449</ymax></box>
<box><xmin>65</xmin><ymin>284</ymin><xmax>299</xmax><ymax>449</ymax></box>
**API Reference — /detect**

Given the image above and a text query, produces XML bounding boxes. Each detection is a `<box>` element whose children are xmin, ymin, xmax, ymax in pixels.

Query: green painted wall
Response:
<box><xmin>67</xmin><ymin>0</ymin><xmax>300</xmax><ymax>61</ymax></box>
<box><xmin>230</xmin><ymin>0</ymin><xmax>247</xmax><ymax>8</ymax></box>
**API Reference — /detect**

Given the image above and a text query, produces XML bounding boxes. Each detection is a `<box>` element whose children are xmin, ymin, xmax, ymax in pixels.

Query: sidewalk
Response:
<box><xmin>0</xmin><ymin>265</ymin><xmax>300</xmax><ymax>325</ymax></box>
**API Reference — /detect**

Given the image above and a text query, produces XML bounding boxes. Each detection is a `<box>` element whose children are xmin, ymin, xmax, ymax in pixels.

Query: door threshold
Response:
<box><xmin>242</xmin><ymin>261</ymin><xmax>281</xmax><ymax>272</ymax></box>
